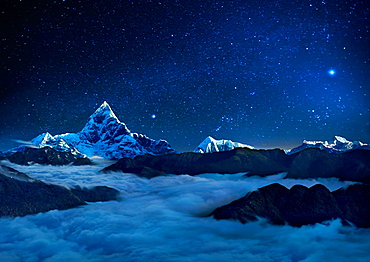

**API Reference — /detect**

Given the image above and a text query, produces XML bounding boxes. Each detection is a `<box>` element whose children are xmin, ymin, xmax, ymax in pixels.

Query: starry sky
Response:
<box><xmin>1</xmin><ymin>0</ymin><xmax>369</xmax><ymax>152</ymax></box>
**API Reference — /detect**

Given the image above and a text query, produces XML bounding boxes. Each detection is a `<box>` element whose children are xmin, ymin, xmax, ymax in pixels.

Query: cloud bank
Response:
<box><xmin>1</xmin><ymin>161</ymin><xmax>369</xmax><ymax>261</ymax></box>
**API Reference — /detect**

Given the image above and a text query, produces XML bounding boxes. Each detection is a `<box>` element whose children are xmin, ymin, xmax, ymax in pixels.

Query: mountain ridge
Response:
<box><xmin>286</xmin><ymin>135</ymin><xmax>370</xmax><ymax>154</ymax></box>
<box><xmin>102</xmin><ymin>147</ymin><xmax>370</xmax><ymax>183</ymax></box>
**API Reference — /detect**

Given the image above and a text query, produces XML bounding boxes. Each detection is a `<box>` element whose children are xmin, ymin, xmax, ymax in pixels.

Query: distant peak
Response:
<box><xmin>286</xmin><ymin>135</ymin><xmax>370</xmax><ymax>155</ymax></box>
<box><xmin>195</xmin><ymin>136</ymin><xmax>254</xmax><ymax>153</ymax></box>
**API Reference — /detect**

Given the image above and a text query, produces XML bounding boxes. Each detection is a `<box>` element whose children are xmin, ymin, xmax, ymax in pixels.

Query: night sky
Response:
<box><xmin>1</xmin><ymin>0</ymin><xmax>369</xmax><ymax>152</ymax></box>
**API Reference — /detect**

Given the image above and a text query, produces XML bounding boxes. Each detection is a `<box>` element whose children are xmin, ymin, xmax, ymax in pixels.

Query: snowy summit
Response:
<box><xmin>30</xmin><ymin>132</ymin><xmax>84</xmax><ymax>157</ymax></box>
<box><xmin>285</xmin><ymin>135</ymin><xmax>370</xmax><ymax>154</ymax></box>
<box><xmin>194</xmin><ymin>136</ymin><xmax>254</xmax><ymax>153</ymax></box>
<box><xmin>25</xmin><ymin>102</ymin><xmax>176</xmax><ymax>159</ymax></box>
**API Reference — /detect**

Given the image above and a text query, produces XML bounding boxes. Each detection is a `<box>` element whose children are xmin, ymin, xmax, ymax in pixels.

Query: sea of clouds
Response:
<box><xmin>1</xmin><ymin>160</ymin><xmax>370</xmax><ymax>262</ymax></box>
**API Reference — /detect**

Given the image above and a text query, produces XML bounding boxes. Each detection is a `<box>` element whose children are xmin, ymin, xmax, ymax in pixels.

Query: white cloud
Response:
<box><xmin>0</xmin><ymin>161</ymin><xmax>369</xmax><ymax>261</ymax></box>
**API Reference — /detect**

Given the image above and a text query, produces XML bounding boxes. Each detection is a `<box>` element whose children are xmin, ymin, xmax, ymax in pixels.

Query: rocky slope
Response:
<box><xmin>211</xmin><ymin>183</ymin><xmax>370</xmax><ymax>228</ymax></box>
<box><xmin>0</xmin><ymin>164</ymin><xmax>119</xmax><ymax>217</ymax></box>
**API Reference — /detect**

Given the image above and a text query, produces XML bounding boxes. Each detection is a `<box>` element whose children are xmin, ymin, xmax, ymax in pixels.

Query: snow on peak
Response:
<box><xmin>286</xmin><ymin>135</ymin><xmax>370</xmax><ymax>154</ymax></box>
<box><xmin>85</xmin><ymin>101</ymin><xmax>123</xmax><ymax>127</ymax></box>
<box><xmin>194</xmin><ymin>136</ymin><xmax>254</xmax><ymax>153</ymax></box>
<box><xmin>93</xmin><ymin>101</ymin><xmax>118</xmax><ymax>120</ymax></box>
<box><xmin>200</xmin><ymin>136</ymin><xmax>217</xmax><ymax>146</ymax></box>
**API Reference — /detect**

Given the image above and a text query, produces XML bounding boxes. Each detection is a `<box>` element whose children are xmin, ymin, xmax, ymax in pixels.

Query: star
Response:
<box><xmin>0</xmin><ymin>0</ymin><xmax>369</xmax><ymax>152</ymax></box>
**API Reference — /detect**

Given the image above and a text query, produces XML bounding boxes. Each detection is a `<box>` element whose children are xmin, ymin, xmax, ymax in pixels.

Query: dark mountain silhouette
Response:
<box><xmin>286</xmin><ymin>148</ymin><xmax>370</xmax><ymax>183</ymax></box>
<box><xmin>211</xmin><ymin>183</ymin><xmax>370</xmax><ymax>228</ymax></box>
<box><xmin>0</xmin><ymin>164</ymin><xmax>119</xmax><ymax>217</ymax></box>
<box><xmin>102</xmin><ymin>147</ymin><xmax>370</xmax><ymax>183</ymax></box>
<box><xmin>102</xmin><ymin>148</ymin><xmax>291</xmax><ymax>176</ymax></box>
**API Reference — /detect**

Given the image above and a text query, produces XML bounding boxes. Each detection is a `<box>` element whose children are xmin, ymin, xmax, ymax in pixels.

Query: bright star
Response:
<box><xmin>328</xmin><ymin>69</ymin><xmax>336</xmax><ymax>75</ymax></box>
<box><xmin>151</xmin><ymin>114</ymin><xmax>156</xmax><ymax>119</ymax></box>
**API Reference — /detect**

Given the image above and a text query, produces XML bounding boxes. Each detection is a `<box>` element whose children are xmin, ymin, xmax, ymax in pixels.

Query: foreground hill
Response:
<box><xmin>211</xmin><ymin>183</ymin><xmax>370</xmax><ymax>228</ymax></box>
<box><xmin>0</xmin><ymin>164</ymin><xmax>119</xmax><ymax>217</ymax></box>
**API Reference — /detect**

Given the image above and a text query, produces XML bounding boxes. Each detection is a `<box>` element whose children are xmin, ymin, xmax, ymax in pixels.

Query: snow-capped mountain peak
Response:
<box><xmin>194</xmin><ymin>136</ymin><xmax>254</xmax><ymax>153</ymax></box>
<box><xmin>28</xmin><ymin>132</ymin><xmax>85</xmax><ymax>157</ymax></box>
<box><xmin>24</xmin><ymin>102</ymin><xmax>177</xmax><ymax>159</ymax></box>
<box><xmin>286</xmin><ymin>135</ymin><xmax>370</xmax><ymax>154</ymax></box>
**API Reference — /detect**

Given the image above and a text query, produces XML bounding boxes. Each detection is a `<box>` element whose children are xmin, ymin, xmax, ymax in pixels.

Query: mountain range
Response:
<box><xmin>1</xmin><ymin>102</ymin><xmax>369</xmax><ymax>160</ymax></box>
<box><xmin>285</xmin><ymin>135</ymin><xmax>370</xmax><ymax>154</ymax></box>
<box><xmin>194</xmin><ymin>135</ymin><xmax>370</xmax><ymax>155</ymax></box>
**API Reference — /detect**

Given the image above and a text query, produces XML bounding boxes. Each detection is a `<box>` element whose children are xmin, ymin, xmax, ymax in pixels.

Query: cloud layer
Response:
<box><xmin>1</xmin><ymin>160</ymin><xmax>369</xmax><ymax>261</ymax></box>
